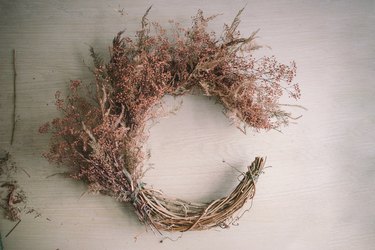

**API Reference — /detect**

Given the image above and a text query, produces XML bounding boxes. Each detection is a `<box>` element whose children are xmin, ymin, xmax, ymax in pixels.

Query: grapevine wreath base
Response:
<box><xmin>40</xmin><ymin>8</ymin><xmax>301</xmax><ymax>233</ymax></box>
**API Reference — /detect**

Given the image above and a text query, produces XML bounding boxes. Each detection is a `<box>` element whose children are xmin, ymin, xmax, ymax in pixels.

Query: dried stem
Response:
<box><xmin>20</xmin><ymin>167</ymin><xmax>31</xmax><ymax>178</ymax></box>
<box><xmin>10</xmin><ymin>49</ymin><xmax>17</xmax><ymax>145</ymax></box>
<box><xmin>5</xmin><ymin>219</ymin><xmax>21</xmax><ymax>238</ymax></box>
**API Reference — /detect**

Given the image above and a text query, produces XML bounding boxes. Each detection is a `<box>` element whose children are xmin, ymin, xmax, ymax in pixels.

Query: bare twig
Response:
<box><xmin>10</xmin><ymin>49</ymin><xmax>17</xmax><ymax>145</ymax></box>
<box><xmin>278</xmin><ymin>103</ymin><xmax>308</xmax><ymax>111</ymax></box>
<box><xmin>0</xmin><ymin>232</ymin><xmax>3</xmax><ymax>249</ymax></box>
<box><xmin>5</xmin><ymin>219</ymin><xmax>21</xmax><ymax>238</ymax></box>
<box><xmin>222</xmin><ymin>160</ymin><xmax>244</xmax><ymax>175</ymax></box>
<box><xmin>20</xmin><ymin>167</ymin><xmax>31</xmax><ymax>178</ymax></box>
<box><xmin>45</xmin><ymin>172</ymin><xmax>68</xmax><ymax>178</ymax></box>
<box><xmin>160</xmin><ymin>233</ymin><xmax>183</xmax><ymax>243</ymax></box>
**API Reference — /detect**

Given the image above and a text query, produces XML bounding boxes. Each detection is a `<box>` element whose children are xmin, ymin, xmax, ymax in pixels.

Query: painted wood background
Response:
<box><xmin>0</xmin><ymin>0</ymin><xmax>374</xmax><ymax>249</ymax></box>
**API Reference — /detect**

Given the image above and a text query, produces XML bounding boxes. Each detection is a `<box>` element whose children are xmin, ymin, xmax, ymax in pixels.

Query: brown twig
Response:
<box><xmin>20</xmin><ymin>167</ymin><xmax>31</xmax><ymax>178</ymax></box>
<box><xmin>5</xmin><ymin>219</ymin><xmax>21</xmax><ymax>238</ymax></box>
<box><xmin>10</xmin><ymin>49</ymin><xmax>17</xmax><ymax>145</ymax></box>
<box><xmin>45</xmin><ymin>172</ymin><xmax>68</xmax><ymax>178</ymax></box>
<box><xmin>0</xmin><ymin>232</ymin><xmax>3</xmax><ymax>249</ymax></box>
<box><xmin>278</xmin><ymin>103</ymin><xmax>308</xmax><ymax>111</ymax></box>
<box><xmin>160</xmin><ymin>233</ymin><xmax>183</xmax><ymax>243</ymax></box>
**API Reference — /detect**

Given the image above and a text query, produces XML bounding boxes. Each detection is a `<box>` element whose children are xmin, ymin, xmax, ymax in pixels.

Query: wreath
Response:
<box><xmin>40</xmin><ymin>8</ymin><xmax>301</xmax><ymax>233</ymax></box>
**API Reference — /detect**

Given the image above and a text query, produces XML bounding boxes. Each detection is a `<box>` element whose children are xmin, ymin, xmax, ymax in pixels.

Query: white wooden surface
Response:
<box><xmin>0</xmin><ymin>0</ymin><xmax>374</xmax><ymax>249</ymax></box>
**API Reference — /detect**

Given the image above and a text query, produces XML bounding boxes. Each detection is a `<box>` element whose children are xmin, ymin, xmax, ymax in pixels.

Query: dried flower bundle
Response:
<box><xmin>40</xmin><ymin>8</ymin><xmax>300</xmax><ymax>233</ymax></box>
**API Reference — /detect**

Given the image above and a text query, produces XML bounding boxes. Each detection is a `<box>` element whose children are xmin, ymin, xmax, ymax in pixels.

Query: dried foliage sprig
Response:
<box><xmin>0</xmin><ymin>150</ymin><xmax>27</xmax><ymax>222</ymax></box>
<box><xmin>40</xmin><ymin>8</ymin><xmax>301</xmax><ymax>232</ymax></box>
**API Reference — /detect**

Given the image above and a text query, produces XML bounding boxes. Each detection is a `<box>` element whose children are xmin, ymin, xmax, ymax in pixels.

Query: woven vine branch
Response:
<box><xmin>40</xmin><ymin>8</ymin><xmax>300</xmax><ymax>233</ymax></box>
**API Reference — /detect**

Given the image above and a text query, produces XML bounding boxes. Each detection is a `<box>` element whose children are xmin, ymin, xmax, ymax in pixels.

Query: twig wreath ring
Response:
<box><xmin>40</xmin><ymin>8</ymin><xmax>301</xmax><ymax>233</ymax></box>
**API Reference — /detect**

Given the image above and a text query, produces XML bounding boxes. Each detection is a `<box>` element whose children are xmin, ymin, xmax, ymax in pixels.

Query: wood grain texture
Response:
<box><xmin>0</xmin><ymin>0</ymin><xmax>374</xmax><ymax>249</ymax></box>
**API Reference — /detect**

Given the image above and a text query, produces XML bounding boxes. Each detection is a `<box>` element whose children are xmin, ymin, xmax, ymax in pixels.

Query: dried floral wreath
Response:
<box><xmin>40</xmin><ymin>8</ymin><xmax>301</xmax><ymax>233</ymax></box>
